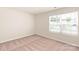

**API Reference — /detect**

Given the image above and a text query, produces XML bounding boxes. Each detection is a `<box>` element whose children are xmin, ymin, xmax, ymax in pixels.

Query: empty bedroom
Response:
<box><xmin>0</xmin><ymin>7</ymin><xmax>79</xmax><ymax>51</ymax></box>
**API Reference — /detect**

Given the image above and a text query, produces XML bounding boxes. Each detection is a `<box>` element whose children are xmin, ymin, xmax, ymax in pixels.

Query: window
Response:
<box><xmin>49</xmin><ymin>15</ymin><xmax>61</xmax><ymax>32</ymax></box>
<box><xmin>49</xmin><ymin>12</ymin><xmax>78</xmax><ymax>35</ymax></box>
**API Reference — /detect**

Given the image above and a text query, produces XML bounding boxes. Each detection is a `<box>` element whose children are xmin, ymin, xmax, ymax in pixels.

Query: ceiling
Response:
<box><xmin>12</xmin><ymin>7</ymin><xmax>61</xmax><ymax>14</ymax></box>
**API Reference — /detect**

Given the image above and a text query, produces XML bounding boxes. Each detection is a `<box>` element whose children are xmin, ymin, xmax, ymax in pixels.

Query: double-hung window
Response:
<box><xmin>49</xmin><ymin>12</ymin><xmax>78</xmax><ymax>35</ymax></box>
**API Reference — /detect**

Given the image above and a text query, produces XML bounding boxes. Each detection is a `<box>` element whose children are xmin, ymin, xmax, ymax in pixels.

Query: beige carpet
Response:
<box><xmin>0</xmin><ymin>34</ymin><xmax>79</xmax><ymax>51</ymax></box>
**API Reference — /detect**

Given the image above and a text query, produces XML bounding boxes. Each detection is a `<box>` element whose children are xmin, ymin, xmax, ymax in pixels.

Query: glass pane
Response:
<box><xmin>61</xmin><ymin>12</ymin><xmax>78</xmax><ymax>35</ymax></box>
<box><xmin>49</xmin><ymin>15</ymin><xmax>60</xmax><ymax>32</ymax></box>
<box><xmin>49</xmin><ymin>12</ymin><xmax>78</xmax><ymax>35</ymax></box>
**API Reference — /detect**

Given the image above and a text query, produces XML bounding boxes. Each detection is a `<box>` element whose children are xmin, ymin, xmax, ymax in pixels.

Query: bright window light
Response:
<box><xmin>49</xmin><ymin>12</ymin><xmax>78</xmax><ymax>35</ymax></box>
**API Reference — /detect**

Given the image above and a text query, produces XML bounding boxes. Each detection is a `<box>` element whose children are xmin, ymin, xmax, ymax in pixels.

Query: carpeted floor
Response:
<box><xmin>0</xmin><ymin>34</ymin><xmax>79</xmax><ymax>51</ymax></box>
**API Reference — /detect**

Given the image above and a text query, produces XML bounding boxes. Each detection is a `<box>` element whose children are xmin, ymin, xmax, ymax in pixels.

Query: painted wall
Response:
<box><xmin>35</xmin><ymin>7</ymin><xmax>79</xmax><ymax>47</ymax></box>
<box><xmin>0</xmin><ymin>8</ymin><xmax>35</xmax><ymax>43</ymax></box>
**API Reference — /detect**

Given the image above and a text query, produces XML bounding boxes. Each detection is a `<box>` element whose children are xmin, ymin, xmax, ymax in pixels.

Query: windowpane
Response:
<box><xmin>49</xmin><ymin>12</ymin><xmax>78</xmax><ymax>35</ymax></box>
<box><xmin>49</xmin><ymin>16</ymin><xmax>60</xmax><ymax>32</ymax></box>
<box><xmin>61</xmin><ymin>12</ymin><xmax>78</xmax><ymax>35</ymax></box>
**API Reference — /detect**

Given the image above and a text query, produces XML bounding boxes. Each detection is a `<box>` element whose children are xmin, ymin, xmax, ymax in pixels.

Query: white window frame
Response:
<box><xmin>49</xmin><ymin>12</ymin><xmax>78</xmax><ymax>35</ymax></box>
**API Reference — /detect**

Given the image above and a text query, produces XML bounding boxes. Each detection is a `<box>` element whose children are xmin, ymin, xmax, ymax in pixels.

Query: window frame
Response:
<box><xmin>49</xmin><ymin>12</ymin><xmax>78</xmax><ymax>35</ymax></box>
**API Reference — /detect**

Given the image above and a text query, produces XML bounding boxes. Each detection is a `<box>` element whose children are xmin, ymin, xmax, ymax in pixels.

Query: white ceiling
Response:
<box><xmin>13</xmin><ymin>7</ymin><xmax>60</xmax><ymax>14</ymax></box>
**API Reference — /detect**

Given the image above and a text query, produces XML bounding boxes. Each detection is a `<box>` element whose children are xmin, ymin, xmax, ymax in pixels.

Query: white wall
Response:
<box><xmin>0</xmin><ymin>8</ymin><xmax>35</xmax><ymax>43</ymax></box>
<box><xmin>35</xmin><ymin>7</ymin><xmax>79</xmax><ymax>47</ymax></box>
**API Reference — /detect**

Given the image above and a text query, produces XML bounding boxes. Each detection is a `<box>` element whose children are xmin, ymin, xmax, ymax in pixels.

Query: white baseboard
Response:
<box><xmin>36</xmin><ymin>34</ymin><xmax>79</xmax><ymax>47</ymax></box>
<box><xmin>0</xmin><ymin>34</ymin><xmax>35</xmax><ymax>44</ymax></box>
<box><xmin>1</xmin><ymin>33</ymin><xmax>79</xmax><ymax>48</ymax></box>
